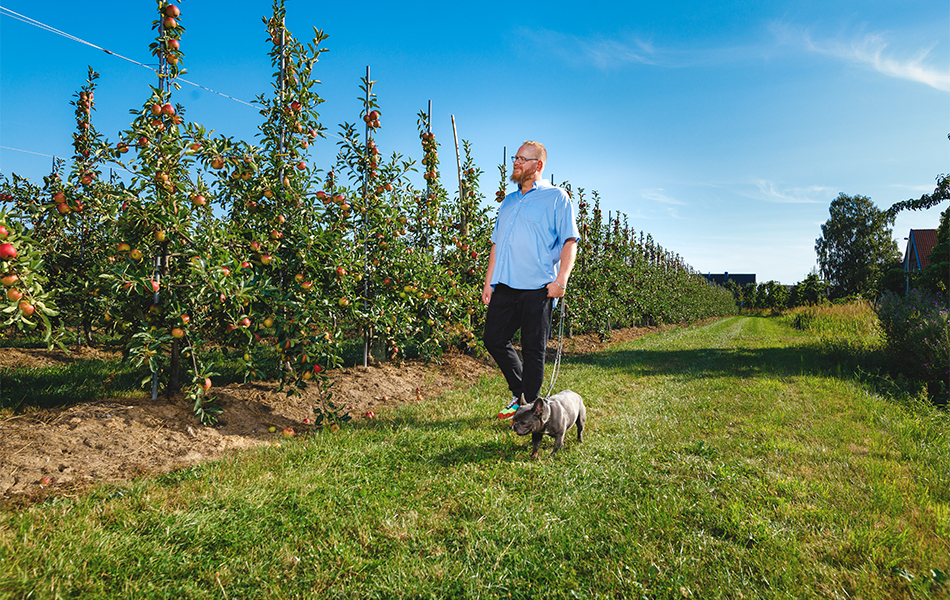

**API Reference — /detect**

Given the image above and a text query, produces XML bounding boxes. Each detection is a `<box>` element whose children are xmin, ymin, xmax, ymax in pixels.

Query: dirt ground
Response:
<box><xmin>0</xmin><ymin>326</ymin><xmax>666</xmax><ymax>507</ymax></box>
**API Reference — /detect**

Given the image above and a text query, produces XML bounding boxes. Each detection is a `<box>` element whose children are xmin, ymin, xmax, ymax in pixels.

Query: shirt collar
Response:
<box><xmin>520</xmin><ymin>179</ymin><xmax>552</xmax><ymax>195</ymax></box>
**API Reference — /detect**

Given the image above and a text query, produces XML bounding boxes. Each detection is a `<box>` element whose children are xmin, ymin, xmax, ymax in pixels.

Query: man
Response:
<box><xmin>481</xmin><ymin>141</ymin><xmax>580</xmax><ymax>419</ymax></box>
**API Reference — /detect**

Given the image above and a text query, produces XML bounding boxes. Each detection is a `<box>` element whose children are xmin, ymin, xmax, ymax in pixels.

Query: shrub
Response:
<box><xmin>876</xmin><ymin>290</ymin><xmax>950</xmax><ymax>403</ymax></box>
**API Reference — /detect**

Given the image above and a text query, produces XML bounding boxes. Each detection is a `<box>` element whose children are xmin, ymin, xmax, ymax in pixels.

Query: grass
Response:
<box><xmin>0</xmin><ymin>314</ymin><xmax>948</xmax><ymax>599</ymax></box>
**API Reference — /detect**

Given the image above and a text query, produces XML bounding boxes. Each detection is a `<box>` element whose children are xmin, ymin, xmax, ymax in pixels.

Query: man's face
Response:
<box><xmin>510</xmin><ymin>144</ymin><xmax>542</xmax><ymax>186</ymax></box>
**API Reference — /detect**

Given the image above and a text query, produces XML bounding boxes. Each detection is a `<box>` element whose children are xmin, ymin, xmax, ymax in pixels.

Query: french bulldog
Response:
<box><xmin>511</xmin><ymin>390</ymin><xmax>586</xmax><ymax>459</ymax></box>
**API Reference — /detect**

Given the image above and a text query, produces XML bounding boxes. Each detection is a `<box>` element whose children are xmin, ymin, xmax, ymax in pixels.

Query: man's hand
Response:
<box><xmin>482</xmin><ymin>282</ymin><xmax>493</xmax><ymax>305</ymax></box>
<box><xmin>546</xmin><ymin>281</ymin><xmax>566</xmax><ymax>299</ymax></box>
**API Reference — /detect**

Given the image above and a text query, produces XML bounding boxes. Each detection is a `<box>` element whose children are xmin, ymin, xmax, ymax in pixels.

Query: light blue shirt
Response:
<box><xmin>489</xmin><ymin>179</ymin><xmax>580</xmax><ymax>290</ymax></box>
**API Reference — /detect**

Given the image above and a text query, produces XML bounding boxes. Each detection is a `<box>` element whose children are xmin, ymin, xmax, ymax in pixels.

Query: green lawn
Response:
<box><xmin>1</xmin><ymin>315</ymin><xmax>947</xmax><ymax>599</ymax></box>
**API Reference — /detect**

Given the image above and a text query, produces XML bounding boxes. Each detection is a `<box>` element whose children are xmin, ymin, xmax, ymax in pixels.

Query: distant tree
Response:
<box><xmin>815</xmin><ymin>193</ymin><xmax>901</xmax><ymax>299</ymax></box>
<box><xmin>756</xmin><ymin>281</ymin><xmax>788</xmax><ymax>310</ymax></box>
<box><xmin>791</xmin><ymin>271</ymin><xmax>827</xmax><ymax>306</ymax></box>
<box><xmin>740</xmin><ymin>282</ymin><xmax>758</xmax><ymax>309</ymax></box>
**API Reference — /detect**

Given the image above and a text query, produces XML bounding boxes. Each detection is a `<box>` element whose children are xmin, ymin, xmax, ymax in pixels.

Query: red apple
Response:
<box><xmin>6</xmin><ymin>288</ymin><xmax>23</xmax><ymax>302</ymax></box>
<box><xmin>40</xmin><ymin>476</ymin><xmax>52</xmax><ymax>486</ymax></box>
<box><xmin>163</xmin><ymin>16</ymin><xmax>178</xmax><ymax>29</ymax></box>
<box><xmin>171</xmin><ymin>327</ymin><xmax>184</xmax><ymax>338</ymax></box>
<box><xmin>168</xmin><ymin>39</ymin><xmax>180</xmax><ymax>51</ymax></box>
<box><xmin>150</xmin><ymin>104</ymin><xmax>162</xmax><ymax>116</ymax></box>
<box><xmin>161</xmin><ymin>104</ymin><xmax>175</xmax><ymax>116</ymax></box>
<box><xmin>150</xmin><ymin>280</ymin><xmax>160</xmax><ymax>292</ymax></box>
<box><xmin>282</xmin><ymin>427</ymin><xmax>295</xmax><ymax>437</ymax></box>
<box><xmin>250</xmin><ymin>240</ymin><xmax>261</xmax><ymax>252</ymax></box>
<box><xmin>165</xmin><ymin>4</ymin><xmax>180</xmax><ymax>17</ymax></box>
<box><xmin>301</xmin><ymin>281</ymin><xmax>313</xmax><ymax>290</ymax></box>
<box><xmin>260</xmin><ymin>255</ymin><xmax>274</xmax><ymax>265</ymax></box>
<box><xmin>192</xmin><ymin>194</ymin><xmax>207</xmax><ymax>206</ymax></box>
<box><xmin>201</xmin><ymin>378</ymin><xmax>212</xmax><ymax>391</ymax></box>
<box><xmin>364</xmin><ymin>411</ymin><xmax>375</xmax><ymax>419</ymax></box>
<box><xmin>18</xmin><ymin>301</ymin><xmax>34</xmax><ymax>315</ymax></box>
<box><xmin>180</xmin><ymin>314</ymin><xmax>190</xmax><ymax>324</ymax></box>
<box><xmin>1</xmin><ymin>273</ymin><xmax>18</xmax><ymax>287</ymax></box>
<box><xmin>0</xmin><ymin>243</ymin><xmax>17</xmax><ymax>260</ymax></box>
<box><xmin>239</xmin><ymin>317</ymin><xmax>251</xmax><ymax>328</ymax></box>
<box><xmin>57</xmin><ymin>203</ymin><xmax>70</xmax><ymax>215</ymax></box>
<box><xmin>0</xmin><ymin>225</ymin><xmax>8</xmax><ymax>238</ymax></box>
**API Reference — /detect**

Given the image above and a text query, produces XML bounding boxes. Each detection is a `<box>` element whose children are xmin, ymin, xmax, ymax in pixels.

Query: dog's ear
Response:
<box><xmin>533</xmin><ymin>398</ymin><xmax>545</xmax><ymax>415</ymax></box>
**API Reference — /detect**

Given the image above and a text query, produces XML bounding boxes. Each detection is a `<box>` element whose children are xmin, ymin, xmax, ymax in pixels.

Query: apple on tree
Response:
<box><xmin>0</xmin><ymin>243</ymin><xmax>17</xmax><ymax>260</ymax></box>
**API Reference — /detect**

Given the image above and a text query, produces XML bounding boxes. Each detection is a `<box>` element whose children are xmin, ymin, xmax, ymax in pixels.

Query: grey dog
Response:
<box><xmin>511</xmin><ymin>390</ymin><xmax>586</xmax><ymax>459</ymax></box>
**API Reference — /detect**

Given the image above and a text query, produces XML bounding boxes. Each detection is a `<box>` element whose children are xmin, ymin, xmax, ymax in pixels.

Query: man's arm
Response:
<box><xmin>546</xmin><ymin>238</ymin><xmax>577</xmax><ymax>299</ymax></box>
<box><xmin>481</xmin><ymin>243</ymin><xmax>497</xmax><ymax>305</ymax></box>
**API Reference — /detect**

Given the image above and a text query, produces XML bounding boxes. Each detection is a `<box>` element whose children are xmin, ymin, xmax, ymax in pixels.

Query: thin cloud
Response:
<box><xmin>777</xmin><ymin>22</ymin><xmax>950</xmax><ymax>92</ymax></box>
<box><xmin>519</xmin><ymin>27</ymin><xmax>786</xmax><ymax>70</ymax></box>
<box><xmin>753</xmin><ymin>180</ymin><xmax>829</xmax><ymax>204</ymax></box>
<box><xmin>518</xmin><ymin>27</ymin><xmax>657</xmax><ymax>69</ymax></box>
<box><xmin>642</xmin><ymin>188</ymin><xmax>686</xmax><ymax>205</ymax></box>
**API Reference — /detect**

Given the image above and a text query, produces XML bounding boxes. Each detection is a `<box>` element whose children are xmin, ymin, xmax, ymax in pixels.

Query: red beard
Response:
<box><xmin>510</xmin><ymin>164</ymin><xmax>537</xmax><ymax>187</ymax></box>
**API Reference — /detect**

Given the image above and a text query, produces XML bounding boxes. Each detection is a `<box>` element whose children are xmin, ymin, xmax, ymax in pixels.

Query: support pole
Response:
<box><xmin>362</xmin><ymin>66</ymin><xmax>371</xmax><ymax>368</ymax></box>
<box><xmin>451</xmin><ymin>115</ymin><xmax>466</xmax><ymax>237</ymax></box>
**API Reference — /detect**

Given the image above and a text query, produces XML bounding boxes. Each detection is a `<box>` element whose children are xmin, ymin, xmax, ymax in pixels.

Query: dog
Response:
<box><xmin>511</xmin><ymin>390</ymin><xmax>586</xmax><ymax>459</ymax></box>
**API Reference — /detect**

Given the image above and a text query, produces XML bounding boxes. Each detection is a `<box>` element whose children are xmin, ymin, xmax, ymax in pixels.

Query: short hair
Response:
<box><xmin>521</xmin><ymin>140</ymin><xmax>547</xmax><ymax>163</ymax></box>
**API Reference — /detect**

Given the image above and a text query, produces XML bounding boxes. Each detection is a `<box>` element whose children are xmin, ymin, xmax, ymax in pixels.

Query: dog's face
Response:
<box><xmin>511</xmin><ymin>398</ymin><xmax>549</xmax><ymax>436</ymax></box>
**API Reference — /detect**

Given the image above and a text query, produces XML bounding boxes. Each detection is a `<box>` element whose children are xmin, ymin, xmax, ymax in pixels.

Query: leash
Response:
<box><xmin>544</xmin><ymin>297</ymin><xmax>567</xmax><ymax>397</ymax></box>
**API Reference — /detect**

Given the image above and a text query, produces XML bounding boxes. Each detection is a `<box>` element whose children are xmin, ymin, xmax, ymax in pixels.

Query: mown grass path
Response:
<box><xmin>1</xmin><ymin>316</ymin><xmax>948</xmax><ymax>599</ymax></box>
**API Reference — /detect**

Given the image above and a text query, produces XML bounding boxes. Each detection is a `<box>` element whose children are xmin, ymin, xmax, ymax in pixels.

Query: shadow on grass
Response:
<box><xmin>0</xmin><ymin>360</ymin><xmax>144</xmax><ymax>411</ymax></box>
<box><xmin>567</xmin><ymin>337</ymin><xmax>894</xmax><ymax>387</ymax></box>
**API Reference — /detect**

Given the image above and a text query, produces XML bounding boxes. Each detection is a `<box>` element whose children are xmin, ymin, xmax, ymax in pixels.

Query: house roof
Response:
<box><xmin>904</xmin><ymin>229</ymin><xmax>939</xmax><ymax>271</ymax></box>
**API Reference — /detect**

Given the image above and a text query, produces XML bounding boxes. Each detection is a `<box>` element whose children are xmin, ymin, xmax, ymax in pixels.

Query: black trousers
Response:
<box><xmin>483</xmin><ymin>284</ymin><xmax>552</xmax><ymax>403</ymax></box>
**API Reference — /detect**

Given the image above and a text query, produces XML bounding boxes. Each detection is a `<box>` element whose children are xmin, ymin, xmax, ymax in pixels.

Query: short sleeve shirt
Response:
<box><xmin>489</xmin><ymin>179</ymin><xmax>581</xmax><ymax>290</ymax></box>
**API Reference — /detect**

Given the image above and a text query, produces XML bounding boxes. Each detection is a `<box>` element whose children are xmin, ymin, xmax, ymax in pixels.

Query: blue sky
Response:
<box><xmin>1</xmin><ymin>1</ymin><xmax>947</xmax><ymax>285</ymax></box>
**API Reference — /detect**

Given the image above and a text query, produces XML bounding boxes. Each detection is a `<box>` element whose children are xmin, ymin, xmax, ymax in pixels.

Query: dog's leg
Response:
<box><xmin>530</xmin><ymin>432</ymin><xmax>543</xmax><ymax>460</ymax></box>
<box><xmin>577</xmin><ymin>407</ymin><xmax>586</xmax><ymax>443</ymax></box>
<box><xmin>550</xmin><ymin>432</ymin><xmax>565</xmax><ymax>457</ymax></box>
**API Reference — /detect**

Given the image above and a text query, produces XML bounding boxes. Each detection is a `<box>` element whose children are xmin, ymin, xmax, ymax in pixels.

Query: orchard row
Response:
<box><xmin>0</xmin><ymin>0</ymin><xmax>736</xmax><ymax>423</ymax></box>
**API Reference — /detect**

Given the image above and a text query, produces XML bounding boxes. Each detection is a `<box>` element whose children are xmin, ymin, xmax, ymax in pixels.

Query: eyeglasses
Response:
<box><xmin>511</xmin><ymin>156</ymin><xmax>540</xmax><ymax>164</ymax></box>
